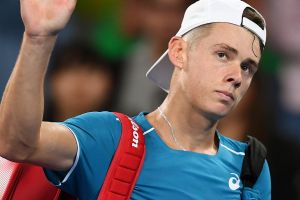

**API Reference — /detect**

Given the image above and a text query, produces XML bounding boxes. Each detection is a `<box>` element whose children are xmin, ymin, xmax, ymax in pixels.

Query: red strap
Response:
<box><xmin>97</xmin><ymin>113</ymin><xmax>146</xmax><ymax>200</ymax></box>
<box><xmin>0</xmin><ymin>158</ymin><xmax>23</xmax><ymax>199</ymax></box>
<box><xmin>0</xmin><ymin>158</ymin><xmax>65</xmax><ymax>200</ymax></box>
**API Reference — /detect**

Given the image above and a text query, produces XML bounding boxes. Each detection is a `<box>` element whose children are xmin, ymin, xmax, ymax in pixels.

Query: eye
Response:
<box><xmin>240</xmin><ymin>60</ymin><xmax>258</xmax><ymax>75</ymax></box>
<box><xmin>241</xmin><ymin>64</ymin><xmax>249</xmax><ymax>71</ymax></box>
<box><xmin>217</xmin><ymin>52</ymin><xmax>228</xmax><ymax>60</ymax></box>
<box><xmin>241</xmin><ymin>63</ymin><xmax>253</xmax><ymax>74</ymax></box>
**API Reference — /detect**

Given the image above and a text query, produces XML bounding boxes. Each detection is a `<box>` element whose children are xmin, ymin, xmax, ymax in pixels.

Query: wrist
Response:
<box><xmin>21</xmin><ymin>32</ymin><xmax>58</xmax><ymax>61</ymax></box>
<box><xmin>23</xmin><ymin>32</ymin><xmax>58</xmax><ymax>46</ymax></box>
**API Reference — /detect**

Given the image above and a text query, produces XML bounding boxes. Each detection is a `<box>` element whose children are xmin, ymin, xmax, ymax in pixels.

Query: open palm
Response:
<box><xmin>20</xmin><ymin>0</ymin><xmax>77</xmax><ymax>37</ymax></box>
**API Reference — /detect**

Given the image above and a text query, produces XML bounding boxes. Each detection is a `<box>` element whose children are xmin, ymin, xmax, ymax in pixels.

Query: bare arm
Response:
<box><xmin>0</xmin><ymin>0</ymin><xmax>77</xmax><ymax>171</ymax></box>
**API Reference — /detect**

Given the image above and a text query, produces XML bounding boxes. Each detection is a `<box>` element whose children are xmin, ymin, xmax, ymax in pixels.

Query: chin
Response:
<box><xmin>192</xmin><ymin>100</ymin><xmax>235</xmax><ymax>120</ymax></box>
<box><xmin>205</xmin><ymin>105</ymin><xmax>233</xmax><ymax>121</ymax></box>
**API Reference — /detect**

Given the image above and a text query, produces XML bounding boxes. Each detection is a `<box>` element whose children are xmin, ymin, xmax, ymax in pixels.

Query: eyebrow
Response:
<box><xmin>214</xmin><ymin>43</ymin><xmax>238</xmax><ymax>55</ymax></box>
<box><xmin>214</xmin><ymin>43</ymin><xmax>259</xmax><ymax>68</ymax></box>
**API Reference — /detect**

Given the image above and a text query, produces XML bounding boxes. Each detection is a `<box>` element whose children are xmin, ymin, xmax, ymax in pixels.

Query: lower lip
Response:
<box><xmin>216</xmin><ymin>92</ymin><xmax>233</xmax><ymax>102</ymax></box>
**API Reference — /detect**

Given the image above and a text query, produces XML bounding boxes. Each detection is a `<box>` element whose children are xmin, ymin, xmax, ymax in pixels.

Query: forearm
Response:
<box><xmin>0</xmin><ymin>33</ymin><xmax>57</xmax><ymax>160</ymax></box>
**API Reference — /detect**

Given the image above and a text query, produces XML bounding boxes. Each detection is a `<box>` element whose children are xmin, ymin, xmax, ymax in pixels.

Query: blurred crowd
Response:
<box><xmin>0</xmin><ymin>0</ymin><xmax>300</xmax><ymax>199</ymax></box>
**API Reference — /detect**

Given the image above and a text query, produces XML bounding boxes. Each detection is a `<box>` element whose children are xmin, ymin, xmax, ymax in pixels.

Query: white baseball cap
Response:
<box><xmin>146</xmin><ymin>0</ymin><xmax>266</xmax><ymax>93</ymax></box>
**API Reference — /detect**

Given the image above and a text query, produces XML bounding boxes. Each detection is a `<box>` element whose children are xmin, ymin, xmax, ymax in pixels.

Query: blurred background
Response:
<box><xmin>0</xmin><ymin>0</ymin><xmax>299</xmax><ymax>199</ymax></box>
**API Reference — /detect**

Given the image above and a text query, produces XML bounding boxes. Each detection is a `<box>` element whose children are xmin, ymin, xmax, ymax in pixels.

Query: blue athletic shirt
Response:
<box><xmin>44</xmin><ymin>111</ymin><xmax>271</xmax><ymax>199</ymax></box>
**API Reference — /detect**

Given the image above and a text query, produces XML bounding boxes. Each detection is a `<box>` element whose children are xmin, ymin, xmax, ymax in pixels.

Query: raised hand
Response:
<box><xmin>0</xmin><ymin>0</ymin><xmax>79</xmax><ymax>171</ymax></box>
<box><xmin>20</xmin><ymin>0</ymin><xmax>77</xmax><ymax>37</ymax></box>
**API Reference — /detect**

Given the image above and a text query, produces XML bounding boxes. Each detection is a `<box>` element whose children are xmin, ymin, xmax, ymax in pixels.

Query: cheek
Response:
<box><xmin>236</xmin><ymin>79</ymin><xmax>252</xmax><ymax>103</ymax></box>
<box><xmin>182</xmin><ymin>56</ymin><xmax>213</xmax><ymax>94</ymax></box>
<box><xmin>181</xmin><ymin>68</ymin><xmax>211</xmax><ymax>106</ymax></box>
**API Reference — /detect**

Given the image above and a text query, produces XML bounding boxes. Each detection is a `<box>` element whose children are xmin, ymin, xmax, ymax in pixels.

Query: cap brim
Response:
<box><xmin>146</xmin><ymin>50</ymin><xmax>173</xmax><ymax>93</ymax></box>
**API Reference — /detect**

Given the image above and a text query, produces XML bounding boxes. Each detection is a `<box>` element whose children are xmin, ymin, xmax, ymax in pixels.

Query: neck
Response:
<box><xmin>147</xmin><ymin>95</ymin><xmax>219</xmax><ymax>154</ymax></box>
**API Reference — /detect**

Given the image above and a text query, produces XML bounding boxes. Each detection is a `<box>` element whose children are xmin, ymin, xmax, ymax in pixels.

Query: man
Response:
<box><xmin>0</xmin><ymin>0</ymin><xmax>271</xmax><ymax>199</ymax></box>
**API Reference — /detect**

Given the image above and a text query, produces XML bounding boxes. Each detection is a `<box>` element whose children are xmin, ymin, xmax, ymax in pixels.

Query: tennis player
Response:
<box><xmin>0</xmin><ymin>0</ymin><xmax>270</xmax><ymax>199</ymax></box>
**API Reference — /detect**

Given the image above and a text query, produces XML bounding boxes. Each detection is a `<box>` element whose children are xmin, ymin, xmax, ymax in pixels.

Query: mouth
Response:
<box><xmin>216</xmin><ymin>90</ymin><xmax>235</xmax><ymax>101</ymax></box>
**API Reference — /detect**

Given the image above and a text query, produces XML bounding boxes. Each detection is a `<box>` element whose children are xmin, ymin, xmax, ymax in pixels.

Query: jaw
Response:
<box><xmin>197</xmin><ymin>100</ymin><xmax>238</xmax><ymax>122</ymax></box>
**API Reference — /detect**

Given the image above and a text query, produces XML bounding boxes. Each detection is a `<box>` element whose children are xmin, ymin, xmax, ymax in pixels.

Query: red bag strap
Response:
<box><xmin>0</xmin><ymin>159</ymin><xmax>23</xmax><ymax>199</ymax></box>
<box><xmin>0</xmin><ymin>159</ymin><xmax>66</xmax><ymax>200</ymax></box>
<box><xmin>97</xmin><ymin>112</ymin><xmax>146</xmax><ymax>200</ymax></box>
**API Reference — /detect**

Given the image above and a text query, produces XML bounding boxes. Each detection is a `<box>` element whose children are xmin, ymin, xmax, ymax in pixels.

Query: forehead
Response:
<box><xmin>198</xmin><ymin>23</ymin><xmax>261</xmax><ymax>61</ymax></box>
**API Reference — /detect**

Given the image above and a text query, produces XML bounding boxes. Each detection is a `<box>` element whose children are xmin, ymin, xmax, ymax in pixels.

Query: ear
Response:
<box><xmin>168</xmin><ymin>36</ymin><xmax>188</xmax><ymax>69</ymax></box>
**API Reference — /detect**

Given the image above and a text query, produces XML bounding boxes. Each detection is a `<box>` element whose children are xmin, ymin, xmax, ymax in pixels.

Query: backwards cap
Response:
<box><xmin>146</xmin><ymin>0</ymin><xmax>266</xmax><ymax>92</ymax></box>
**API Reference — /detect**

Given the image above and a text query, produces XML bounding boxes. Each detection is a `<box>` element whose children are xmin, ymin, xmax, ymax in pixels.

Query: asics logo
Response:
<box><xmin>228</xmin><ymin>173</ymin><xmax>240</xmax><ymax>191</ymax></box>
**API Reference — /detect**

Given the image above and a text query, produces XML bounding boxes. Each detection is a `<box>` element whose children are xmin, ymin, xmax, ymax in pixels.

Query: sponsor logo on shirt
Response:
<box><xmin>228</xmin><ymin>173</ymin><xmax>240</xmax><ymax>191</ymax></box>
<box><xmin>130</xmin><ymin>119</ymin><xmax>139</xmax><ymax>148</ymax></box>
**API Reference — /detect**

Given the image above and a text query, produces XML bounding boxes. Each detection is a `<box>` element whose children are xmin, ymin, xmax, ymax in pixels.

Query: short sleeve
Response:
<box><xmin>252</xmin><ymin>160</ymin><xmax>271</xmax><ymax>200</ymax></box>
<box><xmin>44</xmin><ymin>111</ymin><xmax>121</xmax><ymax>199</ymax></box>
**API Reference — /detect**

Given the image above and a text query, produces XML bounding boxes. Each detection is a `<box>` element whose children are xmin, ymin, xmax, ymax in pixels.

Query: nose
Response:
<box><xmin>224</xmin><ymin>64</ymin><xmax>242</xmax><ymax>88</ymax></box>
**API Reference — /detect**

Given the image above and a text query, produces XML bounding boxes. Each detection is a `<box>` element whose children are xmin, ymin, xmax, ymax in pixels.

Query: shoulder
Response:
<box><xmin>62</xmin><ymin>111</ymin><xmax>116</xmax><ymax>124</ymax></box>
<box><xmin>61</xmin><ymin>111</ymin><xmax>122</xmax><ymax>148</ymax></box>
<box><xmin>218</xmin><ymin>132</ymin><xmax>247</xmax><ymax>155</ymax></box>
<box><xmin>252</xmin><ymin>160</ymin><xmax>271</xmax><ymax>199</ymax></box>
<box><xmin>62</xmin><ymin>111</ymin><xmax>122</xmax><ymax>134</ymax></box>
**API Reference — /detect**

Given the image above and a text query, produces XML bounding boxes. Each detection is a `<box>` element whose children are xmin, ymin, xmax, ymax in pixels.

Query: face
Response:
<box><xmin>173</xmin><ymin>23</ymin><xmax>261</xmax><ymax>120</ymax></box>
